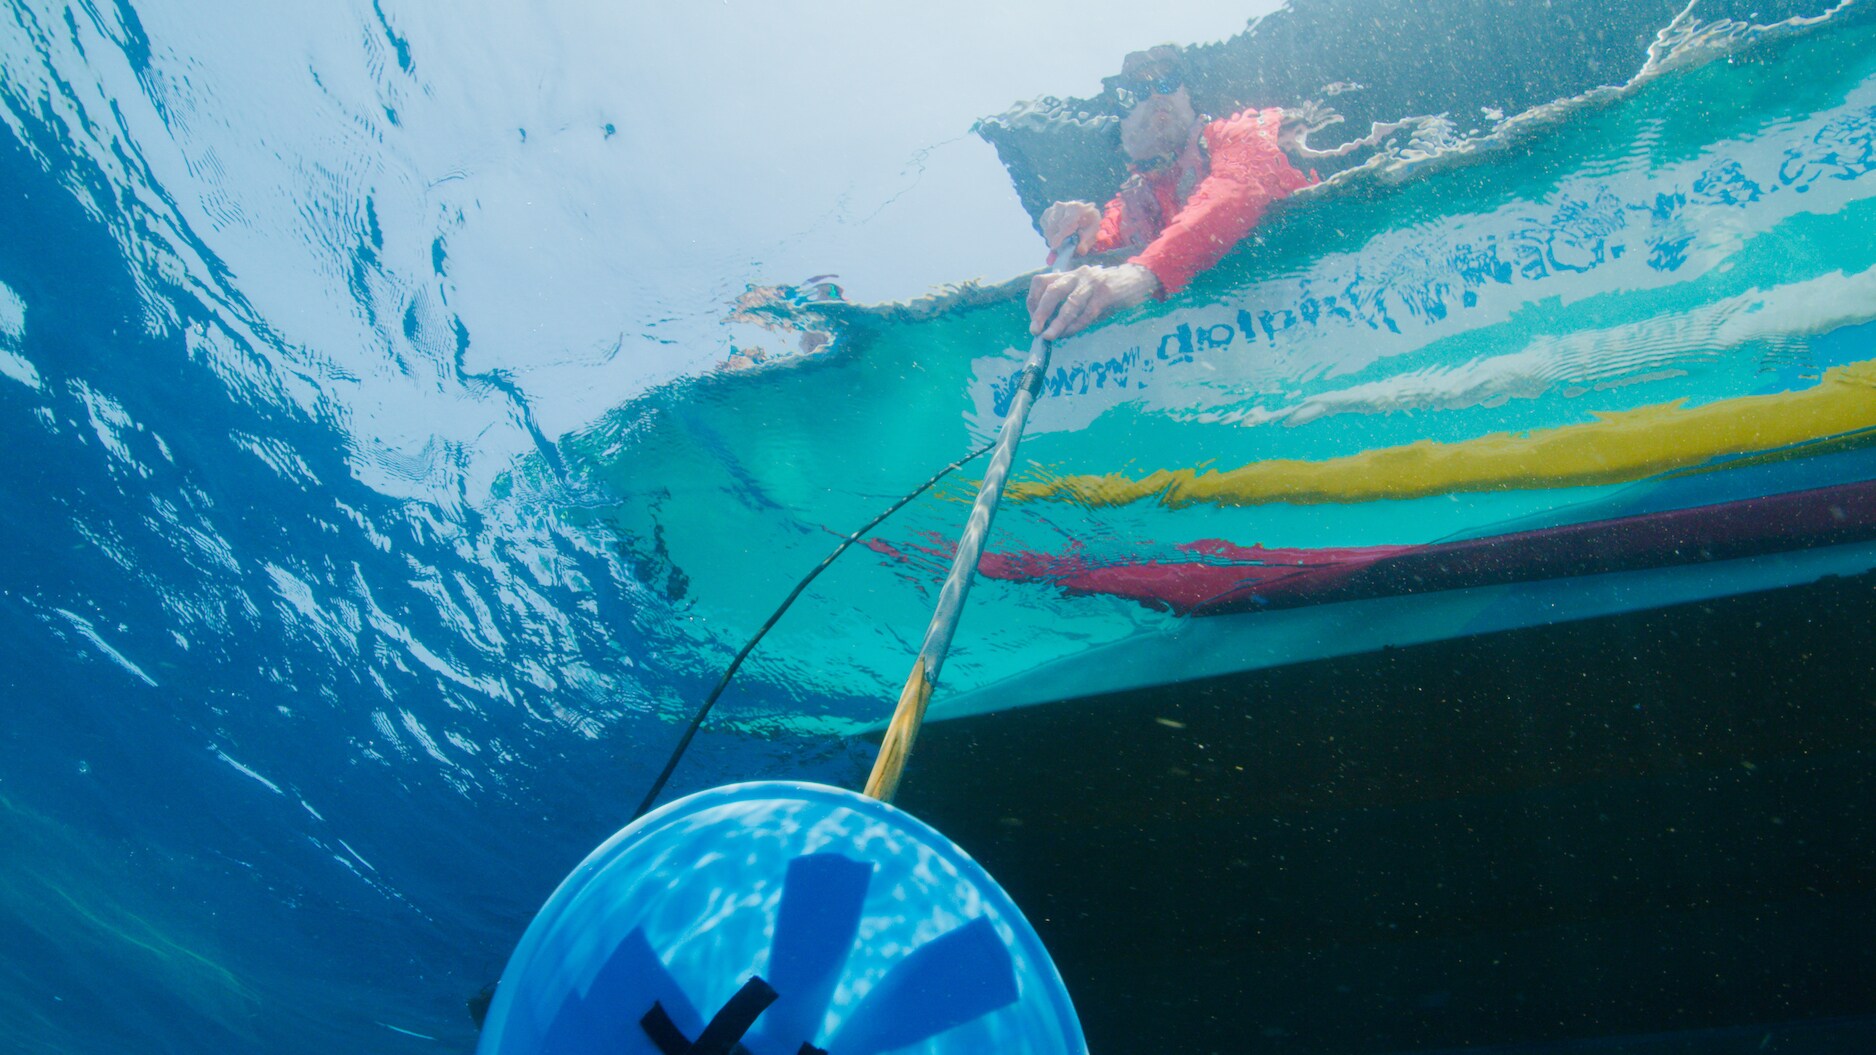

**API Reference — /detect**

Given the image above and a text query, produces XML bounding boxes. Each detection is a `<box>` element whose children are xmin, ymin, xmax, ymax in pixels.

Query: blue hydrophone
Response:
<box><xmin>477</xmin><ymin>781</ymin><xmax>1087</xmax><ymax>1055</ymax></box>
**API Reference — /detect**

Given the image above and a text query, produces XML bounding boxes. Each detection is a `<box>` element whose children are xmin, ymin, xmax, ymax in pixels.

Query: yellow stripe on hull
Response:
<box><xmin>1007</xmin><ymin>360</ymin><xmax>1876</xmax><ymax>509</ymax></box>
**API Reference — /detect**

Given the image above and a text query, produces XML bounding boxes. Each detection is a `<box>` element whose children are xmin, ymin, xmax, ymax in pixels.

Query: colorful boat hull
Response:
<box><xmin>568</xmin><ymin>13</ymin><xmax>1876</xmax><ymax>729</ymax></box>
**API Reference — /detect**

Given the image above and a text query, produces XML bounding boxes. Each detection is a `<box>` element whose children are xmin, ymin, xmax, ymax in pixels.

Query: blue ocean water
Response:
<box><xmin>0</xmin><ymin>4</ymin><xmax>868</xmax><ymax>1049</ymax></box>
<box><xmin>3</xmin><ymin>1</ymin><xmax>1874</xmax><ymax>1053</ymax></box>
<box><xmin>0</xmin><ymin>98</ymin><xmax>690</xmax><ymax>1053</ymax></box>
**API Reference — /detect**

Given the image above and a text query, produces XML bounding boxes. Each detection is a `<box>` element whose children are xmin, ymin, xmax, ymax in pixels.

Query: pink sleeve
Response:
<box><xmin>1130</xmin><ymin>108</ymin><xmax>1314</xmax><ymax>296</ymax></box>
<box><xmin>1092</xmin><ymin>192</ymin><xmax>1129</xmax><ymax>254</ymax></box>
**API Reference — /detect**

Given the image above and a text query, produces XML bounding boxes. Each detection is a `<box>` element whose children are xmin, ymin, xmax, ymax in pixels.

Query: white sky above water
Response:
<box><xmin>419</xmin><ymin>1</ymin><xmax>1289</xmax><ymax>432</ymax></box>
<box><xmin>16</xmin><ymin>0</ymin><xmax>1287</xmax><ymax>491</ymax></box>
<box><xmin>375</xmin><ymin>0</ymin><xmax>1298</xmax><ymax>435</ymax></box>
<box><xmin>588</xmin><ymin>1</ymin><xmax>1289</xmax><ymax>303</ymax></box>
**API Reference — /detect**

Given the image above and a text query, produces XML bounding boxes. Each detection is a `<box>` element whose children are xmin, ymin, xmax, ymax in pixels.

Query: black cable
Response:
<box><xmin>632</xmin><ymin>439</ymin><xmax>998</xmax><ymax>819</ymax></box>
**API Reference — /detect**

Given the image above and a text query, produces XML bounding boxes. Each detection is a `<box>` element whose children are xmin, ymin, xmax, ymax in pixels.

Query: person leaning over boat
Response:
<box><xmin>1027</xmin><ymin>46</ymin><xmax>1316</xmax><ymax>340</ymax></box>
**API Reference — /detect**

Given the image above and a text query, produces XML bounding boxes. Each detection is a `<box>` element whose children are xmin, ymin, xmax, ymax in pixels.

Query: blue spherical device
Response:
<box><xmin>477</xmin><ymin>781</ymin><xmax>1086</xmax><ymax>1055</ymax></box>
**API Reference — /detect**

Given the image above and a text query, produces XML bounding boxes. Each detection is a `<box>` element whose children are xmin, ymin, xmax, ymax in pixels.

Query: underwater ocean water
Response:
<box><xmin>4</xmin><ymin>0</ymin><xmax>1876</xmax><ymax>1053</ymax></box>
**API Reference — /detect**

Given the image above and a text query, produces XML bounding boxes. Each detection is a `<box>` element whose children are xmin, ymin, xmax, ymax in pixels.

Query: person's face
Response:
<box><xmin>1118</xmin><ymin>72</ymin><xmax>1195</xmax><ymax>162</ymax></box>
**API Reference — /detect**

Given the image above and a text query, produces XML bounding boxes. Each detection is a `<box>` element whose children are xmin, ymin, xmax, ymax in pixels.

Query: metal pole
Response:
<box><xmin>865</xmin><ymin>246</ymin><xmax>1079</xmax><ymax>801</ymax></box>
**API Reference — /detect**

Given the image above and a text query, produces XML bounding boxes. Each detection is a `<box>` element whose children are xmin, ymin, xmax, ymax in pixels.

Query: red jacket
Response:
<box><xmin>1092</xmin><ymin>107</ymin><xmax>1314</xmax><ymax>296</ymax></box>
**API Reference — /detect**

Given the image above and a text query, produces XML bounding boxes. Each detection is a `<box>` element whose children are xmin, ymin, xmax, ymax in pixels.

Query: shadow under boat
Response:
<box><xmin>895</xmin><ymin>567</ymin><xmax>1876</xmax><ymax>1054</ymax></box>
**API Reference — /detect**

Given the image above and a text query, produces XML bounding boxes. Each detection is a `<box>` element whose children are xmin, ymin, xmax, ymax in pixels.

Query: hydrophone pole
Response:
<box><xmin>864</xmin><ymin>246</ymin><xmax>1080</xmax><ymax>801</ymax></box>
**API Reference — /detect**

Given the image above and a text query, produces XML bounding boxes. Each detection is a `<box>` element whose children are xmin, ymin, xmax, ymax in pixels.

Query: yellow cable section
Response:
<box><xmin>1007</xmin><ymin>359</ymin><xmax>1876</xmax><ymax>509</ymax></box>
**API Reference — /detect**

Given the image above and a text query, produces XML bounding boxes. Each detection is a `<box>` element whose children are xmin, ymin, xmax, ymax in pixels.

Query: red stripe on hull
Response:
<box><xmin>962</xmin><ymin>479</ymin><xmax>1876</xmax><ymax>616</ymax></box>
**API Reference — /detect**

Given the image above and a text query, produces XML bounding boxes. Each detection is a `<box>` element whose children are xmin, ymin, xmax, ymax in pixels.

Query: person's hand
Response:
<box><xmin>1027</xmin><ymin>263</ymin><xmax>1161</xmax><ymax>340</ymax></box>
<box><xmin>1040</xmin><ymin>201</ymin><xmax>1102</xmax><ymax>257</ymax></box>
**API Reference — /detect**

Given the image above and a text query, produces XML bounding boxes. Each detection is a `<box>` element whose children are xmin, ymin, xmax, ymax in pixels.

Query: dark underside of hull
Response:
<box><xmin>894</xmin><ymin>570</ymin><xmax>1876</xmax><ymax>1054</ymax></box>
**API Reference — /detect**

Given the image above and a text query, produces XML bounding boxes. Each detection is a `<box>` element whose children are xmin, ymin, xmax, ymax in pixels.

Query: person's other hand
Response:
<box><xmin>1040</xmin><ymin>201</ymin><xmax>1102</xmax><ymax>257</ymax></box>
<box><xmin>1027</xmin><ymin>263</ymin><xmax>1161</xmax><ymax>340</ymax></box>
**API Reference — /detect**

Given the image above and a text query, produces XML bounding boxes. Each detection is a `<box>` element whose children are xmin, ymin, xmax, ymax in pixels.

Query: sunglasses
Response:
<box><xmin>1116</xmin><ymin>70</ymin><xmax>1184</xmax><ymax>109</ymax></box>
